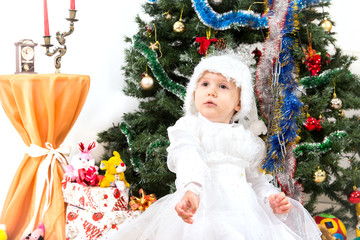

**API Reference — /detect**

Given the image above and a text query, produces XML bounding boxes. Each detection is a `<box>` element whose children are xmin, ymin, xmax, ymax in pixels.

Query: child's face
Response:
<box><xmin>194</xmin><ymin>71</ymin><xmax>241</xmax><ymax>123</ymax></box>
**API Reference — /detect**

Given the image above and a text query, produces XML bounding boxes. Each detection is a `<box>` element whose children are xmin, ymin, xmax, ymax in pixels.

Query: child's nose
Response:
<box><xmin>207</xmin><ymin>88</ymin><xmax>217</xmax><ymax>97</ymax></box>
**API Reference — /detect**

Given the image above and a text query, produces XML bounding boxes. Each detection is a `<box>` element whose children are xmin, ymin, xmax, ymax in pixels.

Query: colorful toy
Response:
<box><xmin>64</xmin><ymin>141</ymin><xmax>98</xmax><ymax>182</ymax></box>
<box><xmin>72</xmin><ymin>141</ymin><xmax>97</xmax><ymax>173</ymax></box>
<box><xmin>314</xmin><ymin>213</ymin><xmax>347</xmax><ymax>240</ymax></box>
<box><xmin>317</xmin><ymin>224</ymin><xmax>335</xmax><ymax>240</ymax></box>
<box><xmin>23</xmin><ymin>223</ymin><xmax>45</xmax><ymax>240</ymax></box>
<box><xmin>99</xmin><ymin>151</ymin><xmax>130</xmax><ymax>188</ymax></box>
<box><xmin>0</xmin><ymin>224</ymin><xmax>7</xmax><ymax>240</ymax></box>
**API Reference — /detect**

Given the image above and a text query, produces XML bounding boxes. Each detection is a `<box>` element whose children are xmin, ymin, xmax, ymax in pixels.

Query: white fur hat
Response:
<box><xmin>183</xmin><ymin>54</ymin><xmax>267</xmax><ymax>135</ymax></box>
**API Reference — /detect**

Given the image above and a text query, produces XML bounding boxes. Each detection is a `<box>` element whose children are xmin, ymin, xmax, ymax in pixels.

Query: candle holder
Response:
<box><xmin>41</xmin><ymin>9</ymin><xmax>78</xmax><ymax>73</ymax></box>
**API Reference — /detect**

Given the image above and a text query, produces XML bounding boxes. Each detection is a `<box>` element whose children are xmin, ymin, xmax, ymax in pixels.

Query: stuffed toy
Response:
<box><xmin>23</xmin><ymin>223</ymin><xmax>45</xmax><ymax>240</ymax></box>
<box><xmin>0</xmin><ymin>224</ymin><xmax>7</xmax><ymax>240</ymax></box>
<box><xmin>99</xmin><ymin>151</ymin><xmax>130</xmax><ymax>188</ymax></box>
<box><xmin>64</xmin><ymin>141</ymin><xmax>99</xmax><ymax>185</ymax></box>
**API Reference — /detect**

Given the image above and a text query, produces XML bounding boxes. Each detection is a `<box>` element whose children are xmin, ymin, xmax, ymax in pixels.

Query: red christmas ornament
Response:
<box><xmin>303</xmin><ymin>41</ymin><xmax>322</xmax><ymax>76</ymax></box>
<box><xmin>304</xmin><ymin>116</ymin><xmax>318</xmax><ymax>131</ymax></box>
<box><xmin>348</xmin><ymin>187</ymin><xmax>360</xmax><ymax>204</ymax></box>
<box><xmin>195</xmin><ymin>36</ymin><xmax>217</xmax><ymax>55</ymax></box>
<box><xmin>252</xmin><ymin>47</ymin><xmax>262</xmax><ymax>57</ymax></box>
<box><xmin>305</xmin><ymin>55</ymin><xmax>321</xmax><ymax>76</ymax></box>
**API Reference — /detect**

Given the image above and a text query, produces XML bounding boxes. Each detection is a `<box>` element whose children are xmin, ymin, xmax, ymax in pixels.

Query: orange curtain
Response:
<box><xmin>0</xmin><ymin>74</ymin><xmax>90</xmax><ymax>240</ymax></box>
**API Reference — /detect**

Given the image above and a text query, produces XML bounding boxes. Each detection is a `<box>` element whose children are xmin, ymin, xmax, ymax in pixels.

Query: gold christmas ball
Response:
<box><xmin>165</xmin><ymin>13</ymin><xmax>172</xmax><ymax>20</ymax></box>
<box><xmin>314</xmin><ymin>167</ymin><xmax>326</xmax><ymax>183</ymax></box>
<box><xmin>330</xmin><ymin>96</ymin><xmax>342</xmax><ymax>110</ymax></box>
<box><xmin>141</xmin><ymin>74</ymin><xmax>154</xmax><ymax>90</ymax></box>
<box><xmin>319</xmin><ymin>19</ymin><xmax>332</xmax><ymax>32</ymax></box>
<box><xmin>173</xmin><ymin>21</ymin><xmax>185</xmax><ymax>33</ymax></box>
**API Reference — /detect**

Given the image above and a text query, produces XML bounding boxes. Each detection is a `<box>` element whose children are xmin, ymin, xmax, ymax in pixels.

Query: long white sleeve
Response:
<box><xmin>166</xmin><ymin>116</ymin><xmax>209</xmax><ymax>194</ymax></box>
<box><xmin>245</xmin><ymin>136</ymin><xmax>279</xmax><ymax>201</ymax></box>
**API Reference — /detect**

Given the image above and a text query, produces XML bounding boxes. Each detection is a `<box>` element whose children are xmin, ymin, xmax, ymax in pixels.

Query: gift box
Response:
<box><xmin>62</xmin><ymin>181</ymin><xmax>129</xmax><ymax>212</ymax></box>
<box><xmin>65</xmin><ymin>204</ymin><xmax>141</xmax><ymax>240</ymax></box>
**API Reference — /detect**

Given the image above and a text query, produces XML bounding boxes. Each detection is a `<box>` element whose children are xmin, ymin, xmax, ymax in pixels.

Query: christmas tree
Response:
<box><xmin>97</xmin><ymin>0</ymin><xmax>360</xmax><ymax>229</ymax></box>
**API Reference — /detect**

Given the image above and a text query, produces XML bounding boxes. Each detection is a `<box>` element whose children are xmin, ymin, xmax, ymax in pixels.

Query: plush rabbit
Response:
<box><xmin>63</xmin><ymin>141</ymin><xmax>98</xmax><ymax>184</ymax></box>
<box><xmin>71</xmin><ymin>141</ymin><xmax>98</xmax><ymax>177</ymax></box>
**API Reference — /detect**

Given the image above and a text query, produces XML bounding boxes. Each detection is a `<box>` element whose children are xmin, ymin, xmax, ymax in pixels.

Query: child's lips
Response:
<box><xmin>204</xmin><ymin>100</ymin><xmax>216</xmax><ymax>106</ymax></box>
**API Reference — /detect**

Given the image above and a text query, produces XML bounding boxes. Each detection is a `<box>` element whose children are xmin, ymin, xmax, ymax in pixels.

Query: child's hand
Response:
<box><xmin>269</xmin><ymin>192</ymin><xmax>292</xmax><ymax>214</ymax></box>
<box><xmin>175</xmin><ymin>190</ymin><xmax>200</xmax><ymax>224</ymax></box>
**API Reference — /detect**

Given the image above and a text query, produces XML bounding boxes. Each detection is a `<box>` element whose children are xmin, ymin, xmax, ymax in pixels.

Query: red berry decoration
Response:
<box><xmin>67</xmin><ymin>211</ymin><xmax>78</xmax><ymax>221</ymax></box>
<box><xmin>305</xmin><ymin>54</ymin><xmax>321</xmax><ymax>76</ymax></box>
<box><xmin>304</xmin><ymin>116</ymin><xmax>318</xmax><ymax>131</ymax></box>
<box><xmin>92</xmin><ymin>212</ymin><xmax>104</xmax><ymax>221</ymax></box>
<box><xmin>348</xmin><ymin>186</ymin><xmax>360</xmax><ymax>204</ymax></box>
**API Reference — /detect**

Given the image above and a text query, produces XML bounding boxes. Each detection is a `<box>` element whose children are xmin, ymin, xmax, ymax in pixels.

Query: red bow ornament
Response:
<box><xmin>196</xmin><ymin>36</ymin><xmax>217</xmax><ymax>55</ymax></box>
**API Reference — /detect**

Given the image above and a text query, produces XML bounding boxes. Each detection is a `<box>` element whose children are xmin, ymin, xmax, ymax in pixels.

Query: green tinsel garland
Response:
<box><xmin>120</xmin><ymin>121</ymin><xmax>144</xmax><ymax>172</ymax></box>
<box><xmin>133</xmin><ymin>36</ymin><xmax>187</xmax><ymax>100</ymax></box>
<box><xmin>145</xmin><ymin>138</ymin><xmax>170</xmax><ymax>162</ymax></box>
<box><xmin>299</xmin><ymin>68</ymin><xmax>341</xmax><ymax>88</ymax></box>
<box><xmin>293</xmin><ymin>131</ymin><xmax>347</xmax><ymax>156</ymax></box>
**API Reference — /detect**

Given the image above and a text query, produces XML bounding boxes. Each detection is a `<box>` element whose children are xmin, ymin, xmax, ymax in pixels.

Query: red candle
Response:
<box><xmin>43</xmin><ymin>0</ymin><xmax>50</xmax><ymax>36</ymax></box>
<box><xmin>70</xmin><ymin>0</ymin><xmax>75</xmax><ymax>10</ymax></box>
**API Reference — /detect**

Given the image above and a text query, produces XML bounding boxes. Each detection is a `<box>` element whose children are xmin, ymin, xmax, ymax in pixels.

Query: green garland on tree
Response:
<box><xmin>120</xmin><ymin>121</ymin><xmax>144</xmax><ymax>172</ymax></box>
<box><xmin>133</xmin><ymin>36</ymin><xmax>187</xmax><ymax>100</ymax></box>
<box><xmin>294</xmin><ymin>131</ymin><xmax>347</xmax><ymax>156</ymax></box>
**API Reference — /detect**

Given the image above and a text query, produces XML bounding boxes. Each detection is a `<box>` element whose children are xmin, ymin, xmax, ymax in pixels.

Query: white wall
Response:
<box><xmin>0</xmin><ymin>0</ymin><xmax>359</xmax><ymax>213</ymax></box>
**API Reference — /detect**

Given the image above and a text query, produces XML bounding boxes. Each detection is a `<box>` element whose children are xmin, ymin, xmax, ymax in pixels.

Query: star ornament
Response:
<box><xmin>149</xmin><ymin>42</ymin><xmax>159</xmax><ymax>50</ymax></box>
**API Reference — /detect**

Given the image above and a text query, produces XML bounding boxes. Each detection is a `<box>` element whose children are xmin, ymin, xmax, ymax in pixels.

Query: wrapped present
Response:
<box><xmin>65</xmin><ymin>204</ymin><xmax>141</xmax><ymax>240</ymax></box>
<box><xmin>62</xmin><ymin>181</ymin><xmax>129</xmax><ymax>212</ymax></box>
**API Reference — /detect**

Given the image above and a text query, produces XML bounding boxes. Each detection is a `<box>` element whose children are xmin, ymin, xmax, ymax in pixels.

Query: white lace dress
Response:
<box><xmin>109</xmin><ymin>114</ymin><xmax>321</xmax><ymax>240</ymax></box>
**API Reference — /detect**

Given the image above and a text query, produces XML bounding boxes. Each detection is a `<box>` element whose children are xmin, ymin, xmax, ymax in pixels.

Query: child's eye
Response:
<box><xmin>201</xmin><ymin>82</ymin><xmax>209</xmax><ymax>87</ymax></box>
<box><xmin>220</xmin><ymin>84</ymin><xmax>228</xmax><ymax>89</ymax></box>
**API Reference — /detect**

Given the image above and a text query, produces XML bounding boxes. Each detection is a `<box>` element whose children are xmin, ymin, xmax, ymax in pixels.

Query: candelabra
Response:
<box><xmin>41</xmin><ymin>9</ymin><xmax>78</xmax><ymax>73</ymax></box>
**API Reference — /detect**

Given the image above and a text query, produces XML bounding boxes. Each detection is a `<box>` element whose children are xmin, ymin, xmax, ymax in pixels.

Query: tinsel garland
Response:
<box><xmin>147</xmin><ymin>0</ymin><xmax>158</xmax><ymax>3</ymax></box>
<box><xmin>299</xmin><ymin>68</ymin><xmax>343</xmax><ymax>88</ymax></box>
<box><xmin>191</xmin><ymin>0</ymin><xmax>268</xmax><ymax>30</ymax></box>
<box><xmin>296</xmin><ymin>0</ymin><xmax>331</xmax><ymax>10</ymax></box>
<box><xmin>293</xmin><ymin>131</ymin><xmax>347</xmax><ymax>156</ymax></box>
<box><xmin>276</xmin><ymin>145</ymin><xmax>304</xmax><ymax>202</ymax></box>
<box><xmin>190</xmin><ymin>0</ymin><xmax>326</xmax><ymax>30</ymax></box>
<box><xmin>145</xmin><ymin>138</ymin><xmax>170</xmax><ymax>162</ymax></box>
<box><xmin>260</xmin><ymin>0</ymin><xmax>303</xmax><ymax>200</ymax></box>
<box><xmin>120</xmin><ymin>122</ymin><xmax>144</xmax><ymax>172</ymax></box>
<box><xmin>255</xmin><ymin>0</ymin><xmax>289</xmax><ymax>121</ymax></box>
<box><xmin>133</xmin><ymin>36</ymin><xmax>186</xmax><ymax>100</ymax></box>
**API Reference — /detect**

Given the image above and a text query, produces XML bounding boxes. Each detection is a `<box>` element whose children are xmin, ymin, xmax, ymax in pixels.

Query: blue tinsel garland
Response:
<box><xmin>190</xmin><ymin>0</ymin><xmax>330</xmax><ymax>30</ymax></box>
<box><xmin>296</xmin><ymin>0</ymin><xmax>330</xmax><ymax>10</ymax></box>
<box><xmin>191</xmin><ymin>0</ymin><xmax>268</xmax><ymax>30</ymax></box>
<box><xmin>262</xmin><ymin>0</ymin><xmax>301</xmax><ymax>172</ymax></box>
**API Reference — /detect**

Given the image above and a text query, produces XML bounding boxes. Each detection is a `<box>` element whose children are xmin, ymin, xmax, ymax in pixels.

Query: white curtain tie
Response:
<box><xmin>22</xmin><ymin>142</ymin><xmax>70</xmax><ymax>238</ymax></box>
